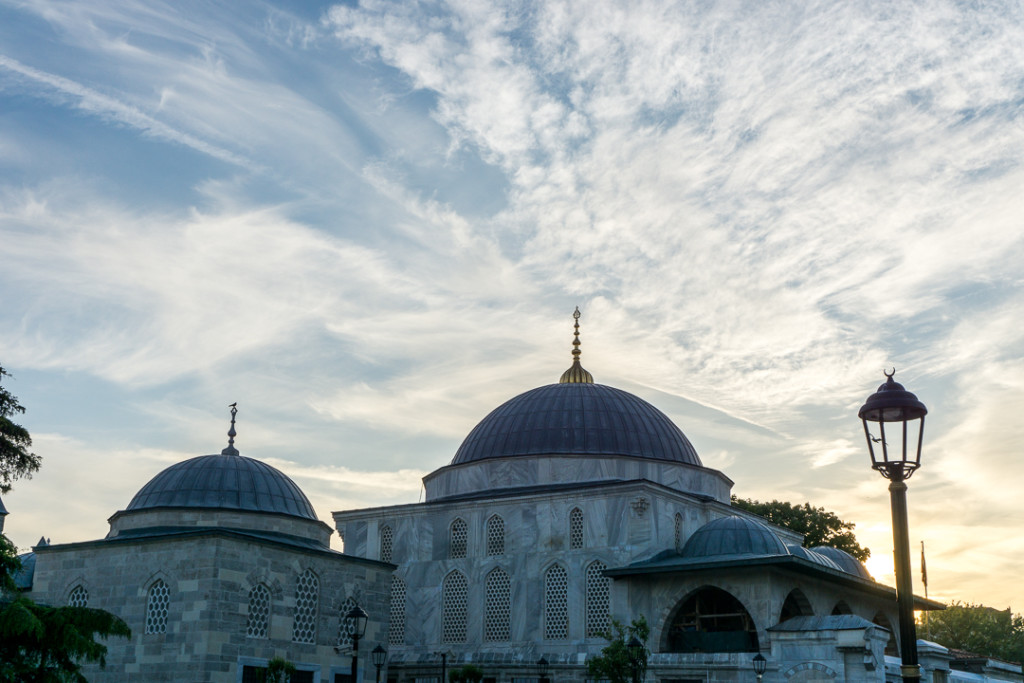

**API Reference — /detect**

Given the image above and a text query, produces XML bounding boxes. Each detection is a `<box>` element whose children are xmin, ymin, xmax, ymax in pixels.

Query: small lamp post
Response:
<box><xmin>627</xmin><ymin>636</ymin><xmax>644</xmax><ymax>683</ymax></box>
<box><xmin>537</xmin><ymin>657</ymin><xmax>550</xmax><ymax>683</ymax></box>
<box><xmin>859</xmin><ymin>370</ymin><xmax>927</xmax><ymax>682</ymax></box>
<box><xmin>438</xmin><ymin>650</ymin><xmax>454</xmax><ymax>683</ymax></box>
<box><xmin>371</xmin><ymin>644</ymin><xmax>388</xmax><ymax>683</ymax></box>
<box><xmin>345</xmin><ymin>604</ymin><xmax>370</xmax><ymax>683</ymax></box>
<box><xmin>752</xmin><ymin>653</ymin><xmax>766</xmax><ymax>682</ymax></box>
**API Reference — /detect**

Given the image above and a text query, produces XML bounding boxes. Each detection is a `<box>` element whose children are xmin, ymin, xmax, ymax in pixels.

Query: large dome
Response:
<box><xmin>126</xmin><ymin>453</ymin><xmax>318</xmax><ymax>521</ymax></box>
<box><xmin>451</xmin><ymin>382</ymin><xmax>701</xmax><ymax>466</ymax></box>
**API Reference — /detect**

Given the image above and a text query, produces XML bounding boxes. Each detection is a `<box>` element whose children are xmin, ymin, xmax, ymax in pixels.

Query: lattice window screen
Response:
<box><xmin>442</xmin><ymin>570</ymin><xmax>468</xmax><ymax>643</ymax></box>
<box><xmin>585</xmin><ymin>561</ymin><xmax>611</xmax><ymax>637</ymax></box>
<box><xmin>544</xmin><ymin>564</ymin><xmax>569</xmax><ymax>639</ymax></box>
<box><xmin>68</xmin><ymin>585</ymin><xmax>88</xmax><ymax>608</ymax></box>
<box><xmin>569</xmin><ymin>507</ymin><xmax>584</xmax><ymax>549</ymax></box>
<box><xmin>246</xmin><ymin>584</ymin><xmax>270</xmax><ymax>639</ymax></box>
<box><xmin>389</xmin><ymin>577</ymin><xmax>406</xmax><ymax>646</ymax></box>
<box><xmin>337</xmin><ymin>596</ymin><xmax>357</xmax><ymax>648</ymax></box>
<box><xmin>674</xmin><ymin>512</ymin><xmax>683</xmax><ymax>551</ymax></box>
<box><xmin>380</xmin><ymin>525</ymin><xmax>393</xmax><ymax>563</ymax></box>
<box><xmin>292</xmin><ymin>569</ymin><xmax>320</xmax><ymax>644</ymax></box>
<box><xmin>145</xmin><ymin>580</ymin><xmax>170</xmax><ymax>634</ymax></box>
<box><xmin>484</xmin><ymin>568</ymin><xmax>511</xmax><ymax>641</ymax></box>
<box><xmin>486</xmin><ymin>515</ymin><xmax>505</xmax><ymax>555</ymax></box>
<box><xmin>450</xmin><ymin>518</ymin><xmax>468</xmax><ymax>558</ymax></box>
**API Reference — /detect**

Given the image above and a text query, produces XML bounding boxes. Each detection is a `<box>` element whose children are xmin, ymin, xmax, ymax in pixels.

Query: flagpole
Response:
<box><xmin>921</xmin><ymin>541</ymin><xmax>929</xmax><ymax>640</ymax></box>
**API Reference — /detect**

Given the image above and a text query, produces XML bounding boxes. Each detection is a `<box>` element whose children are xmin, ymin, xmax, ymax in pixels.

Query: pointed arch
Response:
<box><xmin>872</xmin><ymin>611</ymin><xmax>899</xmax><ymax>656</ymax></box>
<box><xmin>380</xmin><ymin>524</ymin><xmax>393</xmax><ymax>563</ymax></box>
<box><xmin>442</xmin><ymin>570</ymin><xmax>468</xmax><ymax>643</ymax></box>
<box><xmin>450</xmin><ymin>517</ymin><xmax>468</xmax><ymax>558</ymax></box>
<box><xmin>484</xmin><ymin>567</ymin><xmax>511</xmax><ymax>641</ymax></box>
<box><xmin>145</xmin><ymin>579</ymin><xmax>170</xmax><ymax>634</ymax></box>
<box><xmin>389</xmin><ymin>578</ymin><xmax>406</xmax><ymax>646</ymax></box>
<box><xmin>779</xmin><ymin>588</ymin><xmax>813</xmax><ymax>623</ymax></box>
<box><xmin>585</xmin><ymin>560</ymin><xmax>611</xmax><ymax>637</ymax></box>
<box><xmin>569</xmin><ymin>507</ymin><xmax>584</xmax><ymax>549</ymax></box>
<box><xmin>338</xmin><ymin>596</ymin><xmax>358</xmax><ymax>648</ymax></box>
<box><xmin>663</xmin><ymin>586</ymin><xmax>759</xmax><ymax>652</ymax></box>
<box><xmin>674</xmin><ymin>512</ymin><xmax>684</xmax><ymax>551</ymax></box>
<box><xmin>830</xmin><ymin>600</ymin><xmax>852</xmax><ymax>615</ymax></box>
<box><xmin>486</xmin><ymin>514</ymin><xmax>505</xmax><ymax>555</ymax></box>
<box><xmin>67</xmin><ymin>584</ymin><xmax>89</xmax><ymax>608</ymax></box>
<box><xmin>246</xmin><ymin>583</ymin><xmax>271</xmax><ymax>638</ymax></box>
<box><xmin>292</xmin><ymin>568</ymin><xmax>319</xmax><ymax>644</ymax></box>
<box><xmin>544</xmin><ymin>563</ymin><xmax>569</xmax><ymax>639</ymax></box>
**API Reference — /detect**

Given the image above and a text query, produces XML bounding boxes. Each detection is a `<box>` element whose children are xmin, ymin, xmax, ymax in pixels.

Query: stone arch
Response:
<box><xmin>449</xmin><ymin>517</ymin><xmax>468</xmax><ymax>558</ymax></box>
<box><xmin>872</xmin><ymin>611</ymin><xmax>899</xmax><ymax>656</ymax></box>
<box><xmin>662</xmin><ymin>585</ymin><xmax>759</xmax><ymax>653</ymax></box>
<box><xmin>779</xmin><ymin>588</ymin><xmax>813</xmax><ymax>623</ymax></box>
<box><xmin>830</xmin><ymin>599</ymin><xmax>852</xmax><ymax>615</ymax></box>
<box><xmin>783</xmin><ymin>662</ymin><xmax>838</xmax><ymax>681</ymax></box>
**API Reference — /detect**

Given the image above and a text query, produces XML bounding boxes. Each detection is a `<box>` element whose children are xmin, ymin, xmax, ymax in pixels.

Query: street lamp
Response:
<box><xmin>752</xmin><ymin>653</ymin><xmax>766</xmax><ymax>682</ymax></box>
<box><xmin>438</xmin><ymin>650</ymin><xmax>454</xmax><ymax>683</ymax></box>
<box><xmin>627</xmin><ymin>636</ymin><xmax>644</xmax><ymax>683</ymax></box>
<box><xmin>345</xmin><ymin>604</ymin><xmax>370</xmax><ymax>683</ymax></box>
<box><xmin>537</xmin><ymin>657</ymin><xmax>550</xmax><ymax>683</ymax></box>
<box><xmin>372</xmin><ymin>644</ymin><xmax>388</xmax><ymax>683</ymax></box>
<box><xmin>859</xmin><ymin>369</ymin><xmax>927</xmax><ymax>682</ymax></box>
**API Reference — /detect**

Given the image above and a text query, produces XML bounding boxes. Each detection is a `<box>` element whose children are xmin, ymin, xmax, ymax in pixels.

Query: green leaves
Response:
<box><xmin>925</xmin><ymin>601</ymin><xmax>1024</xmax><ymax>663</ymax></box>
<box><xmin>586</xmin><ymin>617</ymin><xmax>650</xmax><ymax>683</ymax></box>
<box><xmin>730</xmin><ymin>496</ymin><xmax>870</xmax><ymax>561</ymax></box>
<box><xmin>0</xmin><ymin>366</ymin><xmax>41</xmax><ymax>495</ymax></box>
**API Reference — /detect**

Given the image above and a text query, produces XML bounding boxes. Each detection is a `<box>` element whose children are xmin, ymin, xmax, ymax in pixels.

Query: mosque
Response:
<box><xmin>5</xmin><ymin>312</ymin><xmax>1021</xmax><ymax>683</ymax></box>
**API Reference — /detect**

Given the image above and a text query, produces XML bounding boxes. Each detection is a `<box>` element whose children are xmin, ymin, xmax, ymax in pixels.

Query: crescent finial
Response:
<box><xmin>883</xmin><ymin>367</ymin><xmax>896</xmax><ymax>379</ymax></box>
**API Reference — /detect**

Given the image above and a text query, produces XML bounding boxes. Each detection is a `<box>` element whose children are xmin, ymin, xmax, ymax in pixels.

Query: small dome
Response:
<box><xmin>682</xmin><ymin>516</ymin><xmax>789</xmax><ymax>558</ymax></box>
<box><xmin>452</xmin><ymin>383</ymin><xmax>701</xmax><ymax>466</ymax></box>
<box><xmin>787</xmin><ymin>544</ymin><xmax>843</xmax><ymax>570</ymax></box>
<box><xmin>126</xmin><ymin>454</ymin><xmax>318</xmax><ymax>521</ymax></box>
<box><xmin>808</xmin><ymin>546</ymin><xmax>873</xmax><ymax>579</ymax></box>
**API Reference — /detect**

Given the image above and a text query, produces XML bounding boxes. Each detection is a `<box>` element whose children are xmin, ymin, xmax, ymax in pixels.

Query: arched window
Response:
<box><xmin>292</xmin><ymin>569</ymin><xmax>319</xmax><ymax>644</ymax></box>
<box><xmin>569</xmin><ymin>507</ymin><xmax>584</xmax><ymax>550</ymax></box>
<box><xmin>674</xmin><ymin>513</ymin><xmax>684</xmax><ymax>551</ymax></box>
<box><xmin>585</xmin><ymin>561</ymin><xmax>611</xmax><ymax>637</ymax></box>
<box><xmin>779</xmin><ymin>588</ymin><xmax>813</xmax><ymax>623</ymax></box>
<box><xmin>450</xmin><ymin>518</ymin><xmax>468</xmax><ymax>559</ymax></box>
<box><xmin>873</xmin><ymin>612</ymin><xmax>899</xmax><ymax>656</ymax></box>
<box><xmin>246</xmin><ymin>584</ymin><xmax>271</xmax><ymax>638</ymax></box>
<box><xmin>442</xmin><ymin>570</ymin><xmax>468</xmax><ymax>643</ymax></box>
<box><xmin>68</xmin><ymin>585</ymin><xmax>89</xmax><ymax>608</ymax></box>
<box><xmin>544</xmin><ymin>564</ymin><xmax>569</xmax><ymax>639</ymax></box>
<box><xmin>145</xmin><ymin>579</ymin><xmax>170</xmax><ymax>634</ymax></box>
<box><xmin>665</xmin><ymin>586</ymin><xmax>758</xmax><ymax>652</ymax></box>
<box><xmin>484</xmin><ymin>567</ymin><xmax>511</xmax><ymax>641</ymax></box>
<box><xmin>389</xmin><ymin>578</ymin><xmax>406</xmax><ymax>646</ymax></box>
<box><xmin>486</xmin><ymin>515</ymin><xmax>505</xmax><ymax>556</ymax></box>
<box><xmin>338</xmin><ymin>596</ymin><xmax>357</xmax><ymax>648</ymax></box>
<box><xmin>380</xmin><ymin>524</ymin><xmax>393</xmax><ymax>563</ymax></box>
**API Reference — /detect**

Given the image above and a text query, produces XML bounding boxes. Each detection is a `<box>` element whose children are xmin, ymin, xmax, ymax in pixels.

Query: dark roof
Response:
<box><xmin>769</xmin><ymin>615</ymin><xmax>878</xmax><ymax>632</ymax></box>
<box><xmin>14</xmin><ymin>552</ymin><xmax>35</xmax><ymax>590</ymax></box>
<box><xmin>682</xmin><ymin>515</ymin><xmax>788</xmax><ymax>558</ymax></box>
<box><xmin>809</xmin><ymin>546</ymin><xmax>872</xmax><ymax>580</ymax></box>
<box><xmin>452</xmin><ymin>383</ymin><xmax>701</xmax><ymax>466</ymax></box>
<box><xmin>126</xmin><ymin>454</ymin><xmax>318</xmax><ymax>521</ymax></box>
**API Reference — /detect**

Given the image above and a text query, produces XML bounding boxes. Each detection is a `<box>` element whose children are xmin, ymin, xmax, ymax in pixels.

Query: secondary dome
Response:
<box><xmin>682</xmin><ymin>516</ymin><xmax>788</xmax><ymax>558</ymax></box>
<box><xmin>809</xmin><ymin>546</ymin><xmax>873</xmax><ymax>580</ymax></box>
<box><xmin>451</xmin><ymin>382</ymin><xmax>701</xmax><ymax>465</ymax></box>
<box><xmin>126</xmin><ymin>453</ymin><xmax>318</xmax><ymax>521</ymax></box>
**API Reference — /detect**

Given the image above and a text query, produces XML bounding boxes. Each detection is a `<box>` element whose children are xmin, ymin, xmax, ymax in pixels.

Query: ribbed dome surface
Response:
<box><xmin>126</xmin><ymin>454</ymin><xmax>318</xmax><ymax>521</ymax></box>
<box><xmin>451</xmin><ymin>383</ymin><xmax>701</xmax><ymax>466</ymax></box>
<box><xmin>809</xmin><ymin>546</ymin><xmax>873</xmax><ymax>579</ymax></box>
<box><xmin>682</xmin><ymin>516</ymin><xmax>788</xmax><ymax>558</ymax></box>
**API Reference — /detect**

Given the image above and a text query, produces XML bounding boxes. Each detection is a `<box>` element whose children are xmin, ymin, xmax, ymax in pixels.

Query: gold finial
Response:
<box><xmin>559</xmin><ymin>306</ymin><xmax>594</xmax><ymax>384</ymax></box>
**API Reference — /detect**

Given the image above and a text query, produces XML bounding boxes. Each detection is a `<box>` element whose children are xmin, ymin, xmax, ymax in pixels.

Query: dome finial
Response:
<box><xmin>559</xmin><ymin>306</ymin><xmax>594</xmax><ymax>384</ymax></box>
<box><xmin>222</xmin><ymin>403</ymin><xmax>239</xmax><ymax>455</ymax></box>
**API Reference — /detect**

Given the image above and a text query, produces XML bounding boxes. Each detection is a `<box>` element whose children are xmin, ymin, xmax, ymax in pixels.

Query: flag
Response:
<box><xmin>921</xmin><ymin>540</ymin><xmax>928</xmax><ymax>591</ymax></box>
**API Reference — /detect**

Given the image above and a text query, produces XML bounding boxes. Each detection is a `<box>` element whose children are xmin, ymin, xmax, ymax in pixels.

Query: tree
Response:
<box><xmin>925</xmin><ymin>601</ymin><xmax>1024</xmax><ymax>664</ymax></box>
<box><xmin>1</xmin><ymin>366</ymin><xmax>41</xmax><ymax>494</ymax></box>
<box><xmin>448</xmin><ymin>665</ymin><xmax>483</xmax><ymax>683</ymax></box>
<box><xmin>586</xmin><ymin>617</ymin><xmax>650</xmax><ymax>683</ymax></box>
<box><xmin>264</xmin><ymin>656</ymin><xmax>297</xmax><ymax>683</ymax></box>
<box><xmin>731</xmin><ymin>496</ymin><xmax>870</xmax><ymax>561</ymax></box>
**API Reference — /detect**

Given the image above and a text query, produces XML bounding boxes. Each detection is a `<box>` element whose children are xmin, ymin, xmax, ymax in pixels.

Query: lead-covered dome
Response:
<box><xmin>682</xmin><ymin>516</ymin><xmax>788</xmax><ymax>558</ymax></box>
<box><xmin>451</xmin><ymin>382</ymin><xmax>701</xmax><ymax>466</ymax></box>
<box><xmin>126</xmin><ymin>453</ymin><xmax>318</xmax><ymax>521</ymax></box>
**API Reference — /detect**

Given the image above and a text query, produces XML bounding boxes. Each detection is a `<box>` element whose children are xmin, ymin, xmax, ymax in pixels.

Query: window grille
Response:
<box><xmin>380</xmin><ymin>525</ymin><xmax>393</xmax><ymax>563</ymax></box>
<box><xmin>389</xmin><ymin>577</ymin><xmax>406</xmax><ymax>646</ymax></box>
<box><xmin>246</xmin><ymin>583</ymin><xmax>271</xmax><ymax>638</ymax></box>
<box><xmin>486</xmin><ymin>515</ymin><xmax>505</xmax><ymax>556</ymax></box>
<box><xmin>145</xmin><ymin>579</ymin><xmax>170</xmax><ymax>634</ymax></box>
<box><xmin>544</xmin><ymin>564</ymin><xmax>569</xmax><ymax>639</ymax></box>
<box><xmin>338</xmin><ymin>596</ymin><xmax>357</xmax><ymax>648</ymax></box>
<box><xmin>293</xmin><ymin>569</ymin><xmax>320</xmax><ymax>644</ymax></box>
<box><xmin>68</xmin><ymin>585</ymin><xmax>88</xmax><ymax>608</ymax></box>
<box><xmin>585</xmin><ymin>561</ymin><xmax>611</xmax><ymax>637</ymax></box>
<box><xmin>484</xmin><ymin>567</ymin><xmax>511</xmax><ymax>641</ymax></box>
<box><xmin>674</xmin><ymin>512</ymin><xmax>683</xmax><ymax>551</ymax></box>
<box><xmin>450</xmin><ymin>518</ymin><xmax>468</xmax><ymax>558</ymax></box>
<box><xmin>569</xmin><ymin>507</ymin><xmax>584</xmax><ymax>549</ymax></box>
<box><xmin>442</xmin><ymin>570</ymin><xmax>468</xmax><ymax>643</ymax></box>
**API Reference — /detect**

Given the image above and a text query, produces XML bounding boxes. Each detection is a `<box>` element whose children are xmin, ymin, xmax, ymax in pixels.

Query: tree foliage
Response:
<box><xmin>263</xmin><ymin>657</ymin><xmax>297</xmax><ymax>683</ymax></box>
<box><xmin>449</xmin><ymin>664</ymin><xmax>483</xmax><ymax>683</ymax></box>
<box><xmin>924</xmin><ymin>601</ymin><xmax>1024</xmax><ymax>664</ymax></box>
<box><xmin>1</xmin><ymin>366</ymin><xmax>41</xmax><ymax>494</ymax></box>
<box><xmin>586</xmin><ymin>617</ymin><xmax>650</xmax><ymax>683</ymax></box>
<box><xmin>731</xmin><ymin>496</ymin><xmax>870</xmax><ymax>561</ymax></box>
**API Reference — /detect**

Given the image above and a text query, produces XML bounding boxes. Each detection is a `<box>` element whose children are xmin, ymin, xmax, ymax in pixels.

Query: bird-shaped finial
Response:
<box><xmin>222</xmin><ymin>403</ymin><xmax>239</xmax><ymax>455</ymax></box>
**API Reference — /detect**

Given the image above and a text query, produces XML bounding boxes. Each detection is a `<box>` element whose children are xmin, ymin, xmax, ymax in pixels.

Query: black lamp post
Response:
<box><xmin>627</xmin><ymin>636</ymin><xmax>644</xmax><ymax>683</ymax></box>
<box><xmin>371</xmin><ymin>644</ymin><xmax>387</xmax><ymax>683</ymax></box>
<box><xmin>859</xmin><ymin>370</ymin><xmax>927</xmax><ymax>682</ymax></box>
<box><xmin>537</xmin><ymin>656</ymin><xmax>550</xmax><ymax>683</ymax></box>
<box><xmin>345</xmin><ymin>604</ymin><xmax>369</xmax><ymax>683</ymax></box>
<box><xmin>438</xmin><ymin>650</ymin><xmax>453</xmax><ymax>683</ymax></box>
<box><xmin>752</xmin><ymin>653</ymin><xmax>766</xmax><ymax>682</ymax></box>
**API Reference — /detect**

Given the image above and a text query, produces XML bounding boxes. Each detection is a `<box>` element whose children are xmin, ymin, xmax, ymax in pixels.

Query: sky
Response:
<box><xmin>1</xmin><ymin>0</ymin><xmax>1022</xmax><ymax>611</ymax></box>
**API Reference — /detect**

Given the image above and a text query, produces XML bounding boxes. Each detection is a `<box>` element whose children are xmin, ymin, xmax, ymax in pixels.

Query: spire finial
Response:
<box><xmin>222</xmin><ymin>403</ymin><xmax>239</xmax><ymax>455</ymax></box>
<box><xmin>559</xmin><ymin>306</ymin><xmax>594</xmax><ymax>384</ymax></box>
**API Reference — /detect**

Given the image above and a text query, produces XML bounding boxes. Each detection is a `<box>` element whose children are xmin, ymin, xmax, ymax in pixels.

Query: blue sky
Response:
<box><xmin>2</xmin><ymin>0</ymin><xmax>1023</xmax><ymax>609</ymax></box>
